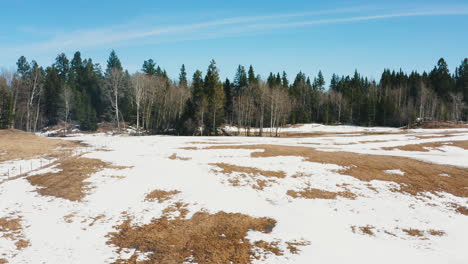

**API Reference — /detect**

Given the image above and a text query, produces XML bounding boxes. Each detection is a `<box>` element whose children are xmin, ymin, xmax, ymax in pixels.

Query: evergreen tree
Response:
<box><xmin>281</xmin><ymin>71</ymin><xmax>289</xmax><ymax>89</ymax></box>
<box><xmin>43</xmin><ymin>67</ymin><xmax>63</xmax><ymax>125</ymax></box>
<box><xmin>142</xmin><ymin>59</ymin><xmax>156</xmax><ymax>75</ymax></box>
<box><xmin>204</xmin><ymin>60</ymin><xmax>225</xmax><ymax>135</ymax></box>
<box><xmin>233</xmin><ymin>65</ymin><xmax>248</xmax><ymax>95</ymax></box>
<box><xmin>179</xmin><ymin>64</ymin><xmax>188</xmax><ymax>89</ymax></box>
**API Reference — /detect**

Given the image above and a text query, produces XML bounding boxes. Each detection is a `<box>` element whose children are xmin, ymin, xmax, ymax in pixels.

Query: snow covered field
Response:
<box><xmin>0</xmin><ymin>125</ymin><xmax>467</xmax><ymax>264</ymax></box>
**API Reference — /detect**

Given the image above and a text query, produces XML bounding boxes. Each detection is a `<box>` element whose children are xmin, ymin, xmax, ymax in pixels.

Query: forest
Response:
<box><xmin>0</xmin><ymin>51</ymin><xmax>467</xmax><ymax>135</ymax></box>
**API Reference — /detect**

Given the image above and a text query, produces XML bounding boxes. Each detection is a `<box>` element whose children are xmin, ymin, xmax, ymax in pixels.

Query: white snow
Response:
<box><xmin>1</xmin><ymin>125</ymin><xmax>467</xmax><ymax>264</ymax></box>
<box><xmin>384</xmin><ymin>169</ymin><xmax>406</xmax><ymax>176</ymax></box>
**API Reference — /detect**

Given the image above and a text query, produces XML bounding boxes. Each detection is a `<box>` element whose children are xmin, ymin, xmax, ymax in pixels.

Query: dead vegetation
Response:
<box><xmin>383</xmin><ymin>140</ymin><xmax>468</xmax><ymax>152</ymax></box>
<box><xmin>27</xmin><ymin>155</ymin><xmax>124</xmax><ymax>201</ymax></box>
<box><xmin>410</xmin><ymin>121</ymin><xmax>468</xmax><ymax>129</ymax></box>
<box><xmin>210</xmin><ymin>163</ymin><xmax>286</xmax><ymax>190</ymax></box>
<box><xmin>0</xmin><ymin>215</ymin><xmax>30</xmax><ymax>251</ymax></box>
<box><xmin>449</xmin><ymin>203</ymin><xmax>468</xmax><ymax>215</ymax></box>
<box><xmin>402</xmin><ymin>228</ymin><xmax>424</xmax><ymax>237</ymax></box>
<box><xmin>287</xmin><ymin>188</ymin><xmax>356</xmax><ymax>200</ymax></box>
<box><xmin>286</xmin><ymin>241</ymin><xmax>311</xmax><ymax>254</ymax></box>
<box><xmin>108</xmin><ymin>211</ymin><xmax>281</xmax><ymax>264</ymax></box>
<box><xmin>145</xmin><ymin>189</ymin><xmax>181</xmax><ymax>203</ymax></box>
<box><xmin>168</xmin><ymin>153</ymin><xmax>191</xmax><ymax>161</ymax></box>
<box><xmin>201</xmin><ymin>144</ymin><xmax>468</xmax><ymax>197</ymax></box>
<box><xmin>211</xmin><ymin>163</ymin><xmax>286</xmax><ymax>178</ymax></box>
<box><xmin>0</xmin><ymin>129</ymin><xmax>80</xmax><ymax>162</ymax></box>
<box><xmin>351</xmin><ymin>225</ymin><xmax>375</xmax><ymax>236</ymax></box>
<box><xmin>352</xmin><ymin>225</ymin><xmax>445</xmax><ymax>239</ymax></box>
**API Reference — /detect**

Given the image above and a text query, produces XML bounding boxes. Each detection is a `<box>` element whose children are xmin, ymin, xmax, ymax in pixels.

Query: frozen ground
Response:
<box><xmin>0</xmin><ymin>124</ymin><xmax>467</xmax><ymax>264</ymax></box>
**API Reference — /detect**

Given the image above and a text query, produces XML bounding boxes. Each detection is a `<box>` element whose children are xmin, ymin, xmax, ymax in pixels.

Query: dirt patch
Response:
<box><xmin>107</xmin><ymin>211</ymin><xmax>282</xmax><ymax>264</ymax></box>
<box><xmin>201</xmin><ymin>144</ymin><xmax>468</xmax><ymax>197</ymax></box>
<box><xmin>383</xmin><ymin>140</ymin><xmax>468</xmax><ymax>152</ymax></box>
<box><xmin>145</xmin><ymin>189</ymin><xmax>181</xmax><ymax>203</ymax></box>
<box><xmin>168</xmin><ymin>153</ymin><xmax>191</xmax><ymax>161</ymax></box>
<box><xmin>287</xmin><ymin>188</ymin><xmax>356</xmax><ymax>200</ymax></box>
<box><xmin>27</xmin><ymin>156</ymin><xmax>123</xmax><ymax>201</ymax></box>
<box><xmin>0</xmin><ymin>258</ymin><xmax>7</xmax><ymax>264</ymax></box>
<box><xmin>0</xmin><ymin>129</ymin><xmax>80</xmax><ymax>162</ymax></box>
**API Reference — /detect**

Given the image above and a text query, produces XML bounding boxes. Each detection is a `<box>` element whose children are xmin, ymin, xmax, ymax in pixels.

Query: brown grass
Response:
<box><xmin>411</xmin><ymin>121</ymin><xmax>468</xmax><ymax>129</ymax></box>
<box><xmin>428</xmin><ymin>230</ymin><xmax>445</xmax><ymax>236</ymax></box>
<box><xmin>286</xmin><ymin>241</ymin><xmax>311</xmax><ymax>254</ymax></box>
<box><xmin>287</xmin><ymin>188</ymin><xmax>356</xmax><ymax>200</ymax></box>
<box><xmin>15</xmin><ymin>239</ymin><xmax>30</xmax><ymax>250</ymax></box>
<box><xmin>168</xmin><ymin>153</ymin><xmax>191</xmax><ymax>161</ymax></box>
<box><xmin>0</xmin><ymin>129</ymin><xmax>80</xmax><ymax>162</ymax></box>
<box><xmin>145</xmin><ymin>189</ymin><xmax>181</xmax><ymax>203</ymax></box>
<box><xmin>211</xmin><ymin>163</ymin><xmax>285</xmax><ymax>190</ymax></box>
<box><xmin>63</xmin><ymin>213</ymin><xmax>76</xmax><ymax>223</ymax></box>
<box><xmin>402</xmin><ymin>228</ymin><xmax>424</xmax><ymax>237</ymax></box>
<box><xmin>0</xmin><ymin>258</ymin><xmax>7</xmax><ymax>264</ymax></box>
<box><xmin>211</xmin><ymin>163</ymin><xmax>286</xmax><ymax>178</ymax></box>
<box><xmin>27</xmin><ymin>156</ymin><xmax>121</xmax><ymax>201</ymax></box>
<box><xmin>383</xmin><ymin>140</ymin><xmax>468</xmax><ymax>152</ymax></box>
<box><xmin>449</xmin><ymin>203</ymin><xmax>468</xmax><ymax>215</ymax></box>
<box><xmin>107</xmin><ymin>211</ymin><xmax>279</xmax><ymax>264</ymax></box>
<box><xmin>201</xmin><ymin>144</ymin><xmax>468</xmax><ymax>197</ymax></box>
<box><xmin>89</xmin><ymin>214</ymin><xmax>106</xmax><ymax>227</ymax></box>
<box><xmin>0</xmin><ymin>216</ymin><xmax>30</xmax><ymax>251</ymax></box>
<box><xmin>351</xmin><ymin>225</ymin><xmax>375</xmax><ymax>236</ymax></box>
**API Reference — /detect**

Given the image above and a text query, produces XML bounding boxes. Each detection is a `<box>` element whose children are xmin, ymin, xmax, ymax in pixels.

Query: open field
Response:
<box><xmin>0</xmin><ymin>124</ymin><xmax>467</xmax><ymax>263</ymax></box>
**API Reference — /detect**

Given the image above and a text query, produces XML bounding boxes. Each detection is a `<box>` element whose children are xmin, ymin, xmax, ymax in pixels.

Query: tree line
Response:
<box><xmin>1</xmin><ymin>51</ymin><xmax>467</xmax><ymax>135</ymax></box>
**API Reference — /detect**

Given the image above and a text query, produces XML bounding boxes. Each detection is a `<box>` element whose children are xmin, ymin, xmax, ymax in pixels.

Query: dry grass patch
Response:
<box><xmin>168</xmin><ymin>153</ymin><xmax>191</xmax><ymax>161</ymax></box>
<box><xmin>0</xmin><ymin>216</ymin><xmax>30</xmax><ymax>251</ymax></box>
<box><xmin>89</xmin><ymin>214</ymin><xmax>106</xmax><ymax>227</ymax></box>
<box><xmin>402</xmin><ymin>228</ymin><xmax>424</xmax><ymax>237</ymax></box>
<box><xmin>428</xmin><ymin>230</ymin><xmax>445</xmax><ymax>236</ymax></box>
<box><xmin>211</xmin><ymin>163</ymin><xmax>285</xmax><ymax>190</ymax></box>
<box><xmin>383</xmin><ymin>140</ymin><xmax>468</xmax><ymax>152</ymax></box>
<box><xmin>108</xmin><ymin>211</ymin><xmax>281</xmax><ymax>264</ymax></box>
<box><xmin>287</xmin><ymin>188</ymin><xmax>356</xmax><ymax>200</ymax></box>
<box><xmin>201</xmin><ymin>144</ymin><xmax>468</xmax><ymax>197</ymax></box>
<box><xmin>449</xmin><ymin>203</ymin><xmax>468</xmax><ymax>215</ymax></box>
<box><xmin>145</xmin><ymin>189</ymin><xmax>181</xmax><ymax>203</ymax></box>
<box><xmin>286</xmin><ymin>240</ymin><xmax>311</xmax><ymax>254</ymax></box>
<box><xmin>351</xmin><ymin>225</ymin><xmax>376</xmax><ymax>236</ymax></box>
<box><xmin>0</xmin><ymin>129</ymin><xmax>81</xmax><ymax>162</ymax></box>
<box><xmin>189</xmin><ymin>142</ymin><xmax>240</xmax><ymax>145</ymax></box>
<box><xmin>211</xmin><ymin>163</ymin><xmax>285</xmax><ymax>178</ymax></box>
<box><xmin>27</xmin><ymin>155</ymin><xmax>123</xmax><ymax>201</ymax></box>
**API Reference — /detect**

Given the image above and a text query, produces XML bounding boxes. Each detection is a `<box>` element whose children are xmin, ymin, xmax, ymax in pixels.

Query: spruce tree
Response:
<box><xmin>179</xmin><ymin>64</ymin><xmax>188</xmax><ymax>89</ymax></box>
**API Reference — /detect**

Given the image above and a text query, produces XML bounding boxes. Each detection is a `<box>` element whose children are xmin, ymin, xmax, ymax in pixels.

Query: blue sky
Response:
<box><xmin>1</xmin><ymin>0</ymin><xmax>468</xmax><ymax>82</ymax></box>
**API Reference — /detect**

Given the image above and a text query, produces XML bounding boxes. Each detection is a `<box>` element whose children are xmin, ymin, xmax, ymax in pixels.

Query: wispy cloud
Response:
<box><xmin>3</xmin><ymin>5</ymin><xmax>468</xmax><ymax>55</ymax></box>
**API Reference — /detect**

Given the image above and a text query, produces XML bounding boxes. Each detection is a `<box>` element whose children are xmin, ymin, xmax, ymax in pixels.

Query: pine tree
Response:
<box><xmin>142</xmin><ymin>59</ymin><xmax>156</xmax><ymax>75</ymax></box>
<box><xmin>44</xmin><ymin>67</ymin><xmax>63</xmax><ymax>125</ymax></box>
<box><xmin>204</xmin><ymin>60</ymin><xmax>225</xmax><ymax>135</ymax></box>
<box><xmin>179</xmin><ymin>64</ymin><xmax>188</xmax><ymax>89</ymax></box>
<box><xmin>281</xmin><ymin>71</ymin><xmax>289</xmax><ymax>89</ymax></box>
